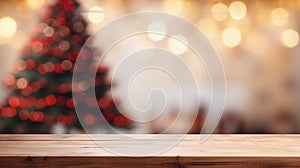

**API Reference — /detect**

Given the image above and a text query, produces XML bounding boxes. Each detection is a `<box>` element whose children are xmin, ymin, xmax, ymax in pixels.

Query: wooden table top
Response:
<box><xmin>1</xmin><ymin>134</ymin><xmax>300</xmax><ymax>167</ymax></box>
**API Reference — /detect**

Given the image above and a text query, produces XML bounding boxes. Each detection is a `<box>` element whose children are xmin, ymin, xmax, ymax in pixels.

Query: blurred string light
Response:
<box><xmin>281</xmin><ymin>29</ymin><xmax>299</xmax><ymax>48</ymax></box>
<box><xmin>229</xmin><ymin>1</ymin><xmax>247</xmax><ymax>20</ymax></box>
<box><xmin>147</xmin><ymin>22</ymin><xmax>167</xmax><ymax>41</ymax></box>
<box><xmin>0</xmin><ymin>17</ymin><xmax>17</xmax><ymax>38</ymax></box>
<box><xmin>271</xmin><ymin>8</ymin><xmax>288</xmax><ymax>26</ymax></box>
<box><xmin>88</xmin><ymin>6</ymin><xmax>105</xmax><ymax>24</ymax></box>
<box><xmin>25</xmin><ymin>0</ymin><xmax>45</xmax><ymax>10</ymax></box>
<box><xmin>222</xmin><ymin>27</ymin><xmax>242</xmax><ymax>48</ymax></box>
<box><xmin>211</xmin><ymin>3</ymin><xmax>228</xmax><ymax>21</ymax></box>
<box><xmin>168</xmin><ymin>35</ymin><xmax>188</xmax><ymax>55</ymax></box>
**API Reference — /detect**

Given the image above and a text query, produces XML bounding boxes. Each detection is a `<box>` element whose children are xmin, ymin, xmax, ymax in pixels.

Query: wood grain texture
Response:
<box><xmin>0</xmin><ymin>134</ymin><xmax>300</xmax><ymax>167</ymax></box>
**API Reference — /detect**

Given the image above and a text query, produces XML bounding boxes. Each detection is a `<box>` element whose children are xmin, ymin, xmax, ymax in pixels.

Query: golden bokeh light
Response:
<box><xmin>88</xmin><ymin>6</ymin><xmax>105</xmax><ymax>24</ymax></box>
<box><xmin>211</xmin><ymin>3</ymin><xmax>228</xmax><ymax>21</ymax></box>
<box><xmin>26</xmin><ymin>0</ymin><xmax>45</xmax><ymax>10</ymax></box>
<box><xmin>271</xmin><ymin>8</ymin><xmax>288</xmax><ymax>26</ymax></box>
<box><xmin>281</xmin><ymin>29</ymin><xmax>299</xmax><ymax>48</ymax></box>
<box><xmin>147</xmin><ymin>22</ymin><xmax>167</xmax><ymax>41</ymax></box>
<box><xmin>168</xmin><ymin>35</ymin><xmax>188</xmax><ymax>55</ymax></box>
<box><xmin>229</xmin><ymin>1</ymin><xmax>247</xmax><ymax>20</ymax></box>
<box><xmin>222</xmin><ymin>27</ymin><xmax>242</xmax><ymax>48</ymax></box>
<box><xmin>16</xmin><ymin>78</ymin><xmax>28</xmax><ymax>89</ymax></box>
<box><xmin>0</xmin><ymin>17</ymin><xmax>17</xmax><ymax>38</ymax></box>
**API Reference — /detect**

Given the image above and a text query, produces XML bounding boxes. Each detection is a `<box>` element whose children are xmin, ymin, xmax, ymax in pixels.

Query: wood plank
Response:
<box><xmin>2</xmin><ymin>157</ymin><xmax>300</xmax><ymax>168</ymax></box>
<box><xmin>0</xmin><ymin>134</ymin><xmax>200</xmax><ymax>141</ymax></box>
<box><xmin>0</xmin><ymin>134</ymin><xmax>300</xmax><ymax>167</ymax></box>
<box><xmin>0</xmin><ymin>134</ymin><xmax>298</xmax><ymax>140</ymax></box>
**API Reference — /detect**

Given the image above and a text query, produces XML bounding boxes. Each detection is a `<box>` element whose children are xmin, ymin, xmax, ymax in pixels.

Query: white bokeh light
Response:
<box><xmin>281</xmin><ymin>29</ymin><xmax>299</xmax><ymax>48</ymax></box>
<box><xmin>229</xmin><ymin>1</ymin><xmax>247</xmax><ymax>20</ymax></box>
<box><xmin>0</xmin><ymin>17</ymin><xmax>17</xmax><ymax>38</ymax></box>
<box><xmin>222</xmin><ymin>27</ymin><xmax>242</xmax><ymax>48</ymax></box>
<box><xmin>88</xmin><ymin>6</ymin><xmax>105</xmax><ymax>24</ymax></box>
<box><xmin>147</xmin><ymin>22</ymin><xmax>167</xmax><ymax>42</ymax></box>
<box><xmin>168</xmin><ymin>35</ymin><xmax>188</xmax><ymax>55</ymax></box>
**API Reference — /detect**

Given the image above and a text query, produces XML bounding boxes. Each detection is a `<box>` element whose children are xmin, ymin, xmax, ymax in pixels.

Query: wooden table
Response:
<box><xmin>0</xmin><ymin>134</ymin><xmax>300</xmax><ymax>167</ymax></box>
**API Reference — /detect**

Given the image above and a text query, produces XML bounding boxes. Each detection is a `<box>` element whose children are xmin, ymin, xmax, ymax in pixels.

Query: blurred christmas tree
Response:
<box><xmin>0</xmin><ymin>0</ymin><xmax>130</xmax><ymax>133</ymax></box>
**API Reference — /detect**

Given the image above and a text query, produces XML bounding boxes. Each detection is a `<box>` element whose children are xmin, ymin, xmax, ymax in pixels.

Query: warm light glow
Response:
<box><xmin>229</xmin><ymin>1</ymin><xmax>247</xmax><ymax>20</ymax></box>
<box><xmin>222</xmin><ymin>27</ymin><xmax>242</xmax><ymax>48</ymax></box>
<box><xmin>0</xmin><ymin>17</ymin><xmax>17</xmax><ymax>38</ymax></box>
<box><xmin>16</xmin><ymin>60</ymin><xmax>27</xmax><ymax>71</ymax></box>
<box><xmin>164</xmin><ymin>0</ymin><xmax>184</xmax><ymax>15</ymax></box>
<box><xmin>4</xmin><ymin>75</ymin><xmax>16</xmax><ymax>86</ymax></box>
<box><xmin>16</xmin><ymin>78</ymin><xmax>28</xmax><ymax>89</ymax></box>
<box><xmin>168</xmin><ymin>35</ymin><xmax>188</xmax><ymax>55</ymax></box>
<box><xmin>32</xmin><ymin>41</ymin><xmax>43</xmax><ymax>53</ymax></box>
<box><xmin>198</xmin><ymin>19</ymin><xmax>218</xmax><ymax>39</ymax></box>
<box><xmin>44</xmin><ymin>62</ymin><xmax>55</xmax><ymax>72</ymax></box>
<box><xmin>281</xmin><ymin>29</ymin><xmax>299</xmax><ymax>48</ymax></box>
<box><xmin>211</xmin><ymin>3</ymin><xmax>228</xmax><ymax>21</ymax></box>
<box><xmin>271</xmin><ymin>8</ymin><xmax>288</xmax><ymax>26</ymax></box>
<box><xmin>26</xmin><ymin>0</ymin><xmax>45</xmax><ymax>10</ymax></box>
<box><xmin>43</xmin><ymin>26</ymin><xmax>54</xmax><ymax>37</ymax></box>
<box><xmin>88</xmin><ymin>6</ymin><xmax>105</xmax><ymax>24</ymax></box>
<box><xmin>147</xmin><ymin>22</ymin><xmax>167</xmax><ymax>41</ymax></box>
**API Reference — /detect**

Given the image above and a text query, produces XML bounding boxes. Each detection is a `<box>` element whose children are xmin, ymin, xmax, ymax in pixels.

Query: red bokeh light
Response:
<box><xmin>45</xmin><ymin>95</ymin><xmax>57</xmax><ymax>106</ymax></box>
<box><xmin>59</xmin><ymin>83</ymin><xmax>70</xmax><ymax>93</ymax></box>
<box><xmin>84</xmin><ymin>114</ymin><xmax>96</xmax><ymax>125</ymax></box>
<box><xmin>8</xmin><ymin>97</ymin><xmax>20</xmax><ymax>107</ymax></box>
<box><xmin>38</xmin><ymin>64</ymin><xmax>47</xmax><ymax>74</ymax></box>
<box><xmin>36</xmin><ymin>98</ymin><xmax>46</xmax><ymax>109</ymax></box>
<box><xmin>21</xmin><ymin>86</ymin><xmax>33</xmax><ymax>96</ymax></box>
<box><xmin>54</xmin><ymin>63</ymin><xmax>63</xmax><ymax>73</ymax></box>
<box><xmin>19</xmin><ymin>98</ymin><xmax>29</xmax><ymax>108</ymax></box>
<box><xmin>29</xmin><ymin>112</ymin><xmax>44</xmax><ymax>122</ymax></box>
<box><xmin>55</xmin><ymin>17</ymin><xmax>65</xmax><ymax>26</ymax></box>
<box><xmin>26</xmin><ymin>59</ymin><xmax>36</xmax><ymax>70</ymax></box>
<box><xmin>53</xmin><ymin>47</ymin><xmax>63</xmax><ymax>57</ymax></box>
<box><xmin>1</xmin><ymin>107</ymin><xmax>17</xmax><ymax>118</ymax></box>
<box><xmin>57</xmin><ymin>115</ymin><xmax>68</xmax><ymax>125</ymax></box>
<box><xmin>113</xmin><ymin>115</ymin><xmax>128</xmax><ymax>127</ymax></box>
<box><xmin>3</xmin><ymin>75</ymin><xmax>16</xmax><ymax>86</ymax></box>
<box><xmin>66</xmin><ymin>98</ymin><xmax>74</xmax><ymax>108</ymax></box>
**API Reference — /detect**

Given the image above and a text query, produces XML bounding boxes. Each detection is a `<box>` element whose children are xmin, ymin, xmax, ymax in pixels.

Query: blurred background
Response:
<box><xmin>0</xmin><ymin>0</ymin><xmax>299</xmax><ymax>134</ymax></box>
